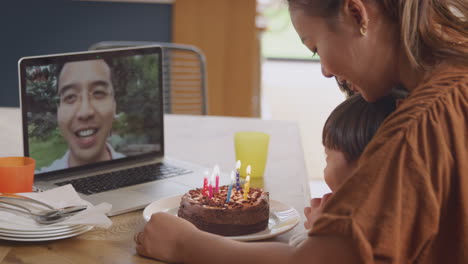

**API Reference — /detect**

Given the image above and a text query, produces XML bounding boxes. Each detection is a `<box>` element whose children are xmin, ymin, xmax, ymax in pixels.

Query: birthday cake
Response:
<box><xmin>177</xmin><ymin>185</ymin><xmax>270</xmax><ymax>236</ymax></box>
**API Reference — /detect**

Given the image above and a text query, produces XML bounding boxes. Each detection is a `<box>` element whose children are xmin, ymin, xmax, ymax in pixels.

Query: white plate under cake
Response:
<box><xmin>143</xmin><ymin>194</ymin><xmax>300</xmax><ymax>241</ymax></box>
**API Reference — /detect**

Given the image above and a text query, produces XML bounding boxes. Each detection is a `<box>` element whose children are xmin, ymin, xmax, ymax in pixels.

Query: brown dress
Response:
<box><xmin>309</xmin><ymin>66</ymin><xmax>468</xmax><ymax>263</ymax></box>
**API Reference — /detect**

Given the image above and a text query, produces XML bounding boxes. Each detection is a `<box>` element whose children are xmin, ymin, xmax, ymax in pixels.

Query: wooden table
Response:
<box><xmin>0</xmin><ymin>108</ymin><xmax>310</xmax><ymax>264</ymax></box>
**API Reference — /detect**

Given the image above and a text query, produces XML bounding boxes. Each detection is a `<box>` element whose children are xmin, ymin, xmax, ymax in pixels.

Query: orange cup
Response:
<box><xmin>0</xmin><ymin>157</ymin><xmax>35</xmax><ymax>193</ymax></box>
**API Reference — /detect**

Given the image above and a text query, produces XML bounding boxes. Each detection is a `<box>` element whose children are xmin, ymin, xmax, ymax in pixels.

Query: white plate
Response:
<box><xmin>0</xmin><ymin>222</ymin><xmax>78</xmax><ymax>232</ymax></box>
<box><xmin>0</xmin><ymin>213</ymin><xmax>84</xmax><ymax>233</ymax></box>
<box><xmin>143</xmin><ymin>195</ymin><xmax>300</xmax><ymax>241</ymax></box>
<box><xmin>0</xmin><ymin>225</ymin><xmax>87</xmax><ymax>236</ymax></box>
<box><xmin>0</xmin><ymin>223</ymin><xmax>85</xmax><ymax>233</ymax></box>
<box><xmin>0</xmin><ymin>225</ymin><xmax>93</xmax><ymax>241</ymax></box>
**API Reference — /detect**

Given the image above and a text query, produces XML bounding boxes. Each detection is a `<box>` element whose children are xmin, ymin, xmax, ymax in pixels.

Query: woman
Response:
<box><xmin>135</xmin><ymin>0</ymin><xmax>468</xmax><ymax>263</ymax></box>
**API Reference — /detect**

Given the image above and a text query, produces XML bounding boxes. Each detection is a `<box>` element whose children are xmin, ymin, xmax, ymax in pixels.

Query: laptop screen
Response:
<box><xmin>18</xmin><ymin>46</ymin><xmax>164</xmax><ymax>177</ymax></box>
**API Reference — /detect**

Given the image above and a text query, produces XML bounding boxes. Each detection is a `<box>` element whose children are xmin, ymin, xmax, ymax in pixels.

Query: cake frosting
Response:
<box><xmin>177</xmin><ymin>185</ymin><xmax>270</xmax><ymax>236</ymax></box>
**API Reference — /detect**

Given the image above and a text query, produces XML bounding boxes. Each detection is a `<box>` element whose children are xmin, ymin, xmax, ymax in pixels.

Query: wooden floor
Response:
<box><xmin>261</xmin><ymin>60</ymin><xmax>345</xmax><ymax>180</ymax></box>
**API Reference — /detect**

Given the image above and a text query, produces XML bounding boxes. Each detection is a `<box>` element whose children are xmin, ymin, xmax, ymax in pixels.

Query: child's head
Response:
<box><xmin>322</xmin><ymin>93</ymin><xmax>398</xmax><ymax>191</ymax></box>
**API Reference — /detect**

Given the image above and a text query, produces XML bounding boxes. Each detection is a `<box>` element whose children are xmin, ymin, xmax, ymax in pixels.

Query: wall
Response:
<box><xmin>0</xmin><ymin>0</ymin><xmax>171</xmax><ymax>107</ymax></box>
<box><xmin>173</xmin><ymin>0</ymin><xmax>261</xmax><ymax>117</ymax></box>
<box><xmin>262</xmin><ymin>60</ymin><xmax>345</xmax><ymax>180</ymax></box>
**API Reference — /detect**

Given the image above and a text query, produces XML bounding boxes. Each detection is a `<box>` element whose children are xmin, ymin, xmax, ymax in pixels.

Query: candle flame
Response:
<box><xmin>236</xmin><ymin>160</ymin><xmax>241</xmax><ymax>169</ymax></box>
<box><xmin>214</xmin><ymin>164</ymin><xmax>220</xmax><ymax>176</ymax></box>
<box><xmin>246</xmin><ymin>165</ymin><xmax>251</xmax><ymax>175</ymax></box>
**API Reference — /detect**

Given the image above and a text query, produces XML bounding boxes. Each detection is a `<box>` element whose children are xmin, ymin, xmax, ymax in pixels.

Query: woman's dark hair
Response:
<box><xmin>288</xmin><ymin>0</ymin><xmax>468</xmax><ymax>70</ymax></box>
<box><xmin>322</xmin><ymin>92</ymin><xmax>399</xmax><ymax>161</ymax></box>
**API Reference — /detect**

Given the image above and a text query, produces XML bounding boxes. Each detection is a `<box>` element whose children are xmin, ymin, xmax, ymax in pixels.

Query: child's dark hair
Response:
<box><xmin>322</xmin><ymin>92</ymin><xmax>400</xmax><ymax>162</ymax></box>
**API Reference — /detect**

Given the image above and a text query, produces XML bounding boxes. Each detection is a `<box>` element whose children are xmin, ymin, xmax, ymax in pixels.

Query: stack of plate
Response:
<box><xmin>0</xmin><ymin>223</ymin><xmax>93</xmax><ymax>242</ymax></box>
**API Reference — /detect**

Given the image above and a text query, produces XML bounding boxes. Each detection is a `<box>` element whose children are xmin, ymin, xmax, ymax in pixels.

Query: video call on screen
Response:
<box><xmin>24</xmin><ymin>53</ymin><xmax>162</xmax><ymax>173</ymax></box>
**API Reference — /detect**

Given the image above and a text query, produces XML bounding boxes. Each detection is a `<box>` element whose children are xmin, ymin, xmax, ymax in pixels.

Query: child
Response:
<box><xmin>292</xmin><ymin>92</ymin><xmax>400</xmax><ymax>246</ymax></box>
<box><xmin>321</xmin><ymin>92</ymin><xmax>399</xmax><ymax>192</ymax></box>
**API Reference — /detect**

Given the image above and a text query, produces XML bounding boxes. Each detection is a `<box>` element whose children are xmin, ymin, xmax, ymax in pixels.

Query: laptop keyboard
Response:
<box><xmin>55</xmin><ymin>163</ymin><xmax>192</xmax><ymax>195</ymax></box>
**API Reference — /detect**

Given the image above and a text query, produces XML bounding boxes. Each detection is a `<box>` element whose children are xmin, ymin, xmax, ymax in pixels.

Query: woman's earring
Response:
<box><xmin>360</xmin><ymin>24</ymin><xmax>368</xmax><ymax>36</ymax></box>
<box><xmin>360</xmin><ymin>19</ymin><xmax>370</xmax><ymax>36</ymax></box>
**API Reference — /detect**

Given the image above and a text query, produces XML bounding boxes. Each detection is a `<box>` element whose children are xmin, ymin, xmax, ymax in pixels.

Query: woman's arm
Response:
<box><xmin>136</xmin><ymin>212</ymin><xmax>361</xmax><ymax>264</ymax></box>
<box><xmin>182</xmin><ymin>227</ymin><xmax>361</xmax><ymax>264</ymax></box>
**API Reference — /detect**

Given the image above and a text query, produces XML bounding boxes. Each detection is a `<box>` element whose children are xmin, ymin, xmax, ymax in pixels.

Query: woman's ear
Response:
<box><xmin>342</xmin><ymin>0</ymin><xmax>370</xmax><ymax>32</ymax></box>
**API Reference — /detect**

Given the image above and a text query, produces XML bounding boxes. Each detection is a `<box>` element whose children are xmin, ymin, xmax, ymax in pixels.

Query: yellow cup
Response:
<box><xmin>234</xmin><ymin>131</ymin><xmax>270</xmax><ymax>178</ymax></box>
<box><xmin>0</xmin><ymin>157</ymin><xmax>35</xmax><ymax>193</ymax></box>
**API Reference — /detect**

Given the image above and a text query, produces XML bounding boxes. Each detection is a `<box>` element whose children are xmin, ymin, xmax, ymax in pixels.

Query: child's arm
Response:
<box><xmin>136</xmin><ymin>212</ymin><xmax>361</xmax><ymax>264</ymax></box>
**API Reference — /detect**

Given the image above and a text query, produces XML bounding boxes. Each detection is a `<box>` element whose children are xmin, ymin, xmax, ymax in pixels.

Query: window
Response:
<box><xmin>259</xmin><ymin>0</ymin><xmax>318</xmax><ymax>60</ymax></box>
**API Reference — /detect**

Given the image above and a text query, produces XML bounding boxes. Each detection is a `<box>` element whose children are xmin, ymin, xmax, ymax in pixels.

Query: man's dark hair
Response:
<box><xmin>55</xmin><ymin>58</ymin><xmax>114</xmax><ymax>95</ymax></box>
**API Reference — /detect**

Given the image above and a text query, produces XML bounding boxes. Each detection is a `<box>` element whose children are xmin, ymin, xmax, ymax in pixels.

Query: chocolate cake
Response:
<box><xmin>177</xmin><ymin>185</ymin><xmax>270</xmax><ymax>236</ymax></box>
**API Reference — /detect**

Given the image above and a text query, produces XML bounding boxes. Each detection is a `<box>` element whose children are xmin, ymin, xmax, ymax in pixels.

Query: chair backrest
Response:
<box><xmin>89</xmin><ymin>41</ymin><xmax>208</xmax><ymax>115</ymax></box>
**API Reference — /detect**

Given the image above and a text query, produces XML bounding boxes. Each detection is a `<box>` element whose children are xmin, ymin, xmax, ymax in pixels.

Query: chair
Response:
<box><xmin>89</xmin><ymin>41</ymin><xmax>208</xmax><ymax>115</ymax></box>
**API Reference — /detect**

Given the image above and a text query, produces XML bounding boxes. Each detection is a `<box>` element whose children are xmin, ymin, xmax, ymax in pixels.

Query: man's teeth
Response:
<box><xmin>76</xmin><ymin>129</ymin><xmax>97</xmax><ymax>137</ymax></box>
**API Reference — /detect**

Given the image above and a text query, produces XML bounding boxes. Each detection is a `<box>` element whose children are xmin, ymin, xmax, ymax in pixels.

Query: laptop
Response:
<box><xmin>18</xmin><ymin>45</ymin><xmax>212</xmax><ymax>216</ymax></box>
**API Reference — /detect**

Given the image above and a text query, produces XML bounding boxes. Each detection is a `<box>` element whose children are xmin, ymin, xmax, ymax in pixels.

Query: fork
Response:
<box><xmin>0</xmin><ymin>193</ymin><xmax>54</xmax><ymax>209</ymax></box>
<box><xmin>0</xmin><ymin>200</ymin><xmax>87</xmax><ymax>225</ymax></box>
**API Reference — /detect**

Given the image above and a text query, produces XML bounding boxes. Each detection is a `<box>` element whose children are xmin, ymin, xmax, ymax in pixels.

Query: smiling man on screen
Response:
<box><xmin>38</xmin><ymin>59</ymin><xmax>125</xmax><ymax>173</ymax></box>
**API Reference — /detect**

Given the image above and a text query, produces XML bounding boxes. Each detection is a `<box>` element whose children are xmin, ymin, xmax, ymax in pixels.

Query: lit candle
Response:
<box><xmin>243</xmin><ymin>165</ymin><xmax>251</xmax><ymax>200</ymax></box>
<box><xmin>235</xmin><ymin>160</ymin><xmax>241</xmax><ymax>191</ymax></box>
<box><xmin>243</xmin><ymin>175</ymin><xmax>251</xmax><ymax>200</ymax></box>
<box><xmin>209</xmin><ymin>182</ymin><xmax>213</xmax><ymax>199</ymax></box>
<box><xmin>226</xmin><ymin>170</ymin><xmax>235</xmax><ymax>203</ymax></box>
<box><xmin>214</xmin><ymin>165</ymin><xmax>220</xmax><ymax>193</ymax></box>
<box><xmin>209</xmin><ymin>171</ymin><xmax>214</xmax><ymax>199</ymax></box>
<box><xmin>203</xmin><ymin>176</ymin><xmax>208</xmax><ymax>196</ymax></box>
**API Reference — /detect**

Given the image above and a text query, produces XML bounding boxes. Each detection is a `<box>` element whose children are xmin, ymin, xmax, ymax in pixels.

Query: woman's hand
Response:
<box><xmin>303</xmin><ymin>193</ymin><xmax>333</xmax><ymax>230</ymax></box>
<box><xmin>135</xmin><ymin>212</ymin><xmax>197</xmax><ymax>262</ymax></box>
